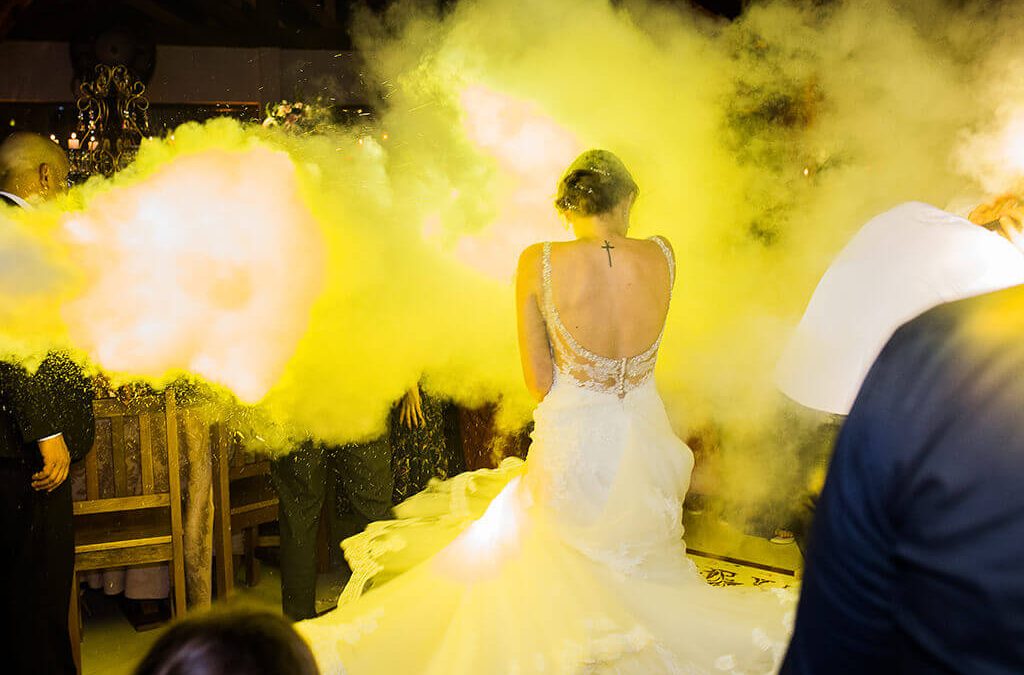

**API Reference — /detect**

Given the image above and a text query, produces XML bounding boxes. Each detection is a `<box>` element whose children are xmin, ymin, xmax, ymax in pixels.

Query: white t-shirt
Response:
<box><xmin>775</xmin><ymin>201</ymin><xmax>1024</xmax><ymax>415</ymax></box>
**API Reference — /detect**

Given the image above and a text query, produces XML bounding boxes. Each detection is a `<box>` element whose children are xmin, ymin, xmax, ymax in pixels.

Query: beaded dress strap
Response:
<box><xmin>541</xmin><ymin>242</ymin><xmax>554</xmax><ymax>314</ymax></box>
<box><xmin>649</xmin><ymin>235</ymin><xmax>675</xmax><ymax>291</ymax></box>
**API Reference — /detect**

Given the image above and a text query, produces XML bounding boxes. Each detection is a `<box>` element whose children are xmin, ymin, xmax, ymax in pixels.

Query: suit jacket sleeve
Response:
<box><xmin>8</xmin><ymin>361</ymin><xmax>62</xmax><ymax>445</ymax></box>
<box><xmin>29</xmin><ymin>353</ymin><xmax>96</xmax><ymax>462</ymax></box>
<box><xmin>780</xmin><ymin>322</ymin><xmax>923</xmax><ymax>673</ymax></box>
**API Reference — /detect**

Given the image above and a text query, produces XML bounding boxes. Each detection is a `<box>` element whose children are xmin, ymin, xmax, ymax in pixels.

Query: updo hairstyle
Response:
<box><xmin>554</xmin><ymin>149</ymin><xmax>638</xmax><ymax>216</ymax></box>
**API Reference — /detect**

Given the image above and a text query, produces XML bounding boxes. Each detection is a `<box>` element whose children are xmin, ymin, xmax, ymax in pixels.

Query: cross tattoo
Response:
<box><xmin>602</xmin><ymin>240</ymin><xmax>615</xmax><ymax>267</ymax></box>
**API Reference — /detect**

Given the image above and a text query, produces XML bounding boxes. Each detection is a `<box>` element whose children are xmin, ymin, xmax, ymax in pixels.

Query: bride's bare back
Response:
<box><xmin>516</xmin><ymin>235</ymin><xmax>675</xmax><ymax>400</ymax></box>
<box><xmin>548</xmin><ymin>237</ymin><xmax>672</xmax><ymax>358</ymax></box>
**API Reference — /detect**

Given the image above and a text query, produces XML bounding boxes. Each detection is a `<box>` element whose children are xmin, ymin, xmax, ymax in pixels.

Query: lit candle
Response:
<box><xmin>68</xmin><ymin>132</ymin><xmax>80</xmax><ymax>150</ymax></box>
<box><xmin>88</xmin><ymin>136</ymin><xmax>98</xmax><ymax>151</ymax></box>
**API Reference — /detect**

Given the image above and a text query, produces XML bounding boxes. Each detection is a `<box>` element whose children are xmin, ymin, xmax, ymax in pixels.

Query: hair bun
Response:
<box><xmin>555</xmin><ymin>150</ymin><xmax>637</xmax><ymax>216</ymax></box>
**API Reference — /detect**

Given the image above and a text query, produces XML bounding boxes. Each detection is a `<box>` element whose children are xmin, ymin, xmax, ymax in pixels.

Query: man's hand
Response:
<box><xmin>999</xmin><ymin>209</ymin><xmax>1024</xmax><ymax>252</ymax></box>
<box><xmin>32</xmin><ymin>434</ymin><xmax>70</xmax><ymax>492</ymax></box>
<box><xmin>399</xmin><ymin>387</ymin><xmax>425</xmax><ymax>429</ymax></box>
<box><xmin>970</xmin><ymin>193</ymin><xmax>1024</xmax><ymax>251</ymax></box>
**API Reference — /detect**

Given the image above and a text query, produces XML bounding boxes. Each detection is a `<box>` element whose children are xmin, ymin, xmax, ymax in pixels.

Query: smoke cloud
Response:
<box><xmin>2</xmin><ymin>0</ymin><xmax>1023</xmax><ymax>516</ymax></box>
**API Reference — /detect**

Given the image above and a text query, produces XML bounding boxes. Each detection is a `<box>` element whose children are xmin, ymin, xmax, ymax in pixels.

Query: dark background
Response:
<box><xmin>0</xmin><ymin>1</ymin><xmax>749</xmax><ymax>51</ymax></box>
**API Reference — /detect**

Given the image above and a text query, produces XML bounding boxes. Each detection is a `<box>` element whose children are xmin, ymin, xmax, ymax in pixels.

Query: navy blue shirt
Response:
<box><xmin>781</xmin><ymin>284</ymin><xmax>1024</xmax><ymax>674</ymax></box>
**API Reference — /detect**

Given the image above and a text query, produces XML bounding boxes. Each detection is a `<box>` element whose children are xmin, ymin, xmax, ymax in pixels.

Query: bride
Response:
<box><xmin>300</xmin><ymin>150</ymin><xmax>794</xmax><ymax>674</ymax></box>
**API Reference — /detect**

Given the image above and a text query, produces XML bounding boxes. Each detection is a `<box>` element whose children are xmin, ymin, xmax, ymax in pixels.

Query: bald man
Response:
<box><xmin>0</xmin><ymin>132</ymin><xmax>93</xmax><ymax>674</ymax></box>
<box><xmin>0</xmin><ymin>131</ymin><xmax>70</xmax><ymax>207</ymax></box>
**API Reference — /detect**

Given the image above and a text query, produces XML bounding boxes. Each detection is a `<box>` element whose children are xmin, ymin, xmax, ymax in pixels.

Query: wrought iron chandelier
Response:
<box><xmin>67</xmin><ymin>64</ymin><xmax>150</xmax><ymax>181</ymax></box>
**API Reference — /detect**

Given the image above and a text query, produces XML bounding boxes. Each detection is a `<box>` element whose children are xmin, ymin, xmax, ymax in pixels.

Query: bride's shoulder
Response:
<box><xmin>644</xmin><ymin>234</ymin><xmax>675</xmax><ymax>258</ymax></box>
<box><xmin>644</xmin><ymin>234</ymin><xmax>673</xmax><ymax>248</ymax></box>
<box><xmin>516</xmin><ymin>243</ymin><xmax>547</xmax><ymax>286</ymax></box>
<box><xmin>517</xmin><ymin>242</ymin><xmax>547</xmax><ymax>266</ymax></box>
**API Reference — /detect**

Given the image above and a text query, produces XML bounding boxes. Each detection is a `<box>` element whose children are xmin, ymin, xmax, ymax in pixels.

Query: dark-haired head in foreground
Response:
<box><xmin>133</xmin><ymin>608</ymin><xmax>319</xmax><ymax>675</ymax></box>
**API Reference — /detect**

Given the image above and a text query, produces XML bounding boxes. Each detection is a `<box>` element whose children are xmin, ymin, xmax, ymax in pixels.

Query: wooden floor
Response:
<box><xmin>685</xmin><ymin>511</ymin><xmax>804</xmax><ymax>580</ymax></box>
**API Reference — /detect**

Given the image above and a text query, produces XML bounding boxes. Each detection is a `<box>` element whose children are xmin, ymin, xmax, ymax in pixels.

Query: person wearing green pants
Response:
<box><xmin>271</xmin><ymin>436</ymin><xmax>393</xmax><ymax>621</ymax></box>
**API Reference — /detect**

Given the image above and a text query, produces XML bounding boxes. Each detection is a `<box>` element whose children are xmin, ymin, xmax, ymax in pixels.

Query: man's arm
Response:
<box><xmin>515</xmin><ymin>244</ymin><xmax>554</xmax><ymax>402</ymax></box>
<box><xmin>4</xmin><ymin>359</ymin><xmax>70</xmax><ymax>491</ymax></box>
<box><xmin>31</xmin><ymin>352</ymin><xmax>95</xmax><ymax>463</ymax></box>
<box><xmin>9</xmin><ymin>353</ymin><xmax>95</xmax><ymax>491</ymax></box>
<box><xmin>9</xmin><ymin>361</ymin><xmax>61</xmax><ymax>445</ymax></box>
<box><xmin>32</xmin><ymin>433</ymin><xmax>70</xmax><ymax>492</ymax></box>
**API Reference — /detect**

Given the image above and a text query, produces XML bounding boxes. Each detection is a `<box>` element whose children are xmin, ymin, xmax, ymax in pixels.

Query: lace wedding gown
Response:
<box><xmin>300</xmin><ymin>238</ymin><xmax>794</xmax><ymax>674</ymax></box>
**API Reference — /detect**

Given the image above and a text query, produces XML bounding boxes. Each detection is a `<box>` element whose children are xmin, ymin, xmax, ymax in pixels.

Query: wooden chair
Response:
<box><xmin>212</xmin><ymin>423</ymin><xmax>280</xmax><ymax>598</ymax></box>
<box><xmin>69</xmin><ymin>390</ymin><xmax>186</xmax><ymax>671</ymax></box>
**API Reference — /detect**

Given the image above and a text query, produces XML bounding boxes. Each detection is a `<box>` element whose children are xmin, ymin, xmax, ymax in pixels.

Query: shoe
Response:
<box><xmin>684</xmin><ymin>494</ymin><xmax>706</xmax><ymax>515</ymax></box>
<box><xmin>122</xmin><ymin>598</ymin><xmax>171</xmax><ymax>632</ymax></box>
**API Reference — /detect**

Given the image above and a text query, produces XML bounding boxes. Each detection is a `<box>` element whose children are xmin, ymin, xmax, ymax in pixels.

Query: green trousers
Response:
<box><xmin>766</xmin><ymin>397</ymin><xmax>843</xmax><ymax>550</ymax></box>
<box><xmin>271</xmin><ymin>438</ymin><xmax>393</xmax><ymax>620</ymax></box>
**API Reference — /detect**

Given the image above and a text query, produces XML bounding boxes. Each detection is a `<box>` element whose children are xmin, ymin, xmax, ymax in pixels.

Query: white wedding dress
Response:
<box><xmin>300</xmin><ymin>238</ymin><xmax>794</xmax><ymax>674</ymax></box>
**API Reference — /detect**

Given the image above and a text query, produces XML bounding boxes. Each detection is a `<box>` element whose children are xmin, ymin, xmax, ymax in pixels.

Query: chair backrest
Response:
<box><xmin>70</xmin><ymin>389</ymin><xmax>188</xmax><ymax>641</ymax></box>
<box><xmin>229</xmin><ymin>441</ymin><xmax>273</xmax><ymax>479</ymax></box>
<box><xmin>211</xmin><ymin>420</ymin><xmax>279</xmax><ymax>597</ymax></box>
<box><xmin>217</xmin><ymin>426</ymin><xmax>278</xmax><ymax>515</ymax></box>
<box><xmin>75</xmin><ymin>389</ymin><xmax>182</xmax><ymax>516</ymax></box>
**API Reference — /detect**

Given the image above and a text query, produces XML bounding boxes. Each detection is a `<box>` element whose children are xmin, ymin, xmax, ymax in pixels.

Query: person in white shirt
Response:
<box><xmin>770</xmin><ymin>198</ymin><xmax>1024</xmax><ymax>547</ymax></box>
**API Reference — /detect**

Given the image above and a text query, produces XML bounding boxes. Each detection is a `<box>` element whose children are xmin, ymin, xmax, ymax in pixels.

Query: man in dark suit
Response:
<box><xmin>0</xmin><ymin>132</ymin><xmax>95</xmax><ymax>674</ymax></box>
<box><xmin>781</xmin><ymin>282</ymin><xmax>1024</xmax><ymax>673</ymax></box>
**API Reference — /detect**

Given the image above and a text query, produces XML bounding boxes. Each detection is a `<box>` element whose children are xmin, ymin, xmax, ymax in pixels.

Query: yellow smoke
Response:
<box><xmin>345</xmin><ymin>0</ymin><xmax>1024</xmax><ymax>512</ymax></box>
<box><xmin>2</xmin><ymin>0</ymin><xmax>1024</xmax><ymax>516</ymax></box>
<box><xmin>62</xmin><ymin>144</ymin><xmax>325</xmax><ymax>402</ymax></box>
